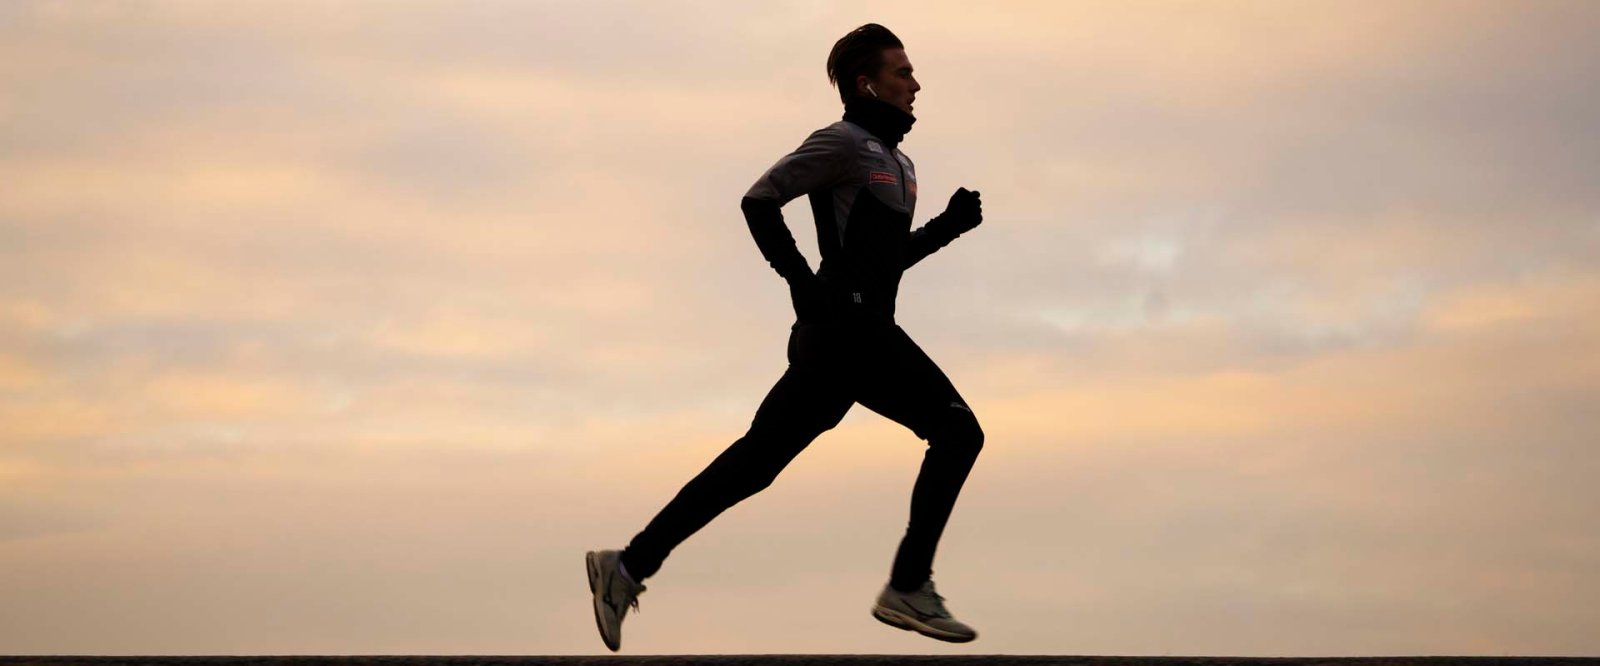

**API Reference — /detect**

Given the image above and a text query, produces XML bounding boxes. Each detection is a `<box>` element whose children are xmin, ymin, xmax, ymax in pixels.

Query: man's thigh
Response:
<box><xmin>747</xmin><ymin>322</ymin><xmax>854</xmax><ymax>435</ymax></box>
<box><xmin>849</xmin><ymin>324</ymin><xmax>977</xmax><ymax>441</ymax></box>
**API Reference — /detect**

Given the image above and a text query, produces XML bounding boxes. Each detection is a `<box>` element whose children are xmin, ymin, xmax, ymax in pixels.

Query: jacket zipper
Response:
<box><xmin>894</xmin><ymin>149</ymin><xmax>907</xmax><ymax>203</ymax></box>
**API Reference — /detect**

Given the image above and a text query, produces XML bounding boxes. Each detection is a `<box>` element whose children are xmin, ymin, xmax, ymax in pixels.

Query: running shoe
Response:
<box><xmin>871</xmin><ymin>579</ymin><xmax>977</xmax><ymax>643</ymax></box>
<box><xmin>585</xmin><ymin>549</ymin><xmax>646</xmax><ymax>651</ymax></box>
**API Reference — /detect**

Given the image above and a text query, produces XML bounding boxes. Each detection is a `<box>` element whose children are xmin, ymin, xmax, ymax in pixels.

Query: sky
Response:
<box><xmin>2</xmin><ymin>0</ymin><xmax>1598</xmax><ymax>657</ymax></box>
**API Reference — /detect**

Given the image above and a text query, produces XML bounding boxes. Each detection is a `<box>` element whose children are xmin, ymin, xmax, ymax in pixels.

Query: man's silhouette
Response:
<box><xmin>587</xmin><ymin>23</ymin><xmax>986</xmax><ymax>650</ymax></box>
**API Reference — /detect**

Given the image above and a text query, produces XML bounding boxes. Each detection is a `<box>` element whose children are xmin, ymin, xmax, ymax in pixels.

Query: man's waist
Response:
<box><xmin>814</xmin><ymin>276</ymin><xmax>897</xmax><ymax>320</ymax></box>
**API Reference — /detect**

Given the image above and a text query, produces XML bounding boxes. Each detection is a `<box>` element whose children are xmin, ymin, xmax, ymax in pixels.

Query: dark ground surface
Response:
<box><xmin>2</xmin><ymin>657</ymin><xmax>1595</xmax><ymax>666</ymax></box>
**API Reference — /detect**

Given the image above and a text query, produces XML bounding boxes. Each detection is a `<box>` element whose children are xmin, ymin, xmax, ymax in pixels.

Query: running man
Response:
<box><xmin>587</xmin><ymin>23</ymin><xmax>986</xmax><ymax>650</ymax></box>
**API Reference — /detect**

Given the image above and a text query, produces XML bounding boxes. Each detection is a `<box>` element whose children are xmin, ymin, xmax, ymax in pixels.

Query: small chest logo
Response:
<box><xmin>870</xmin><ymin>171</ymin><xmax>898</xmax><ymax>185</ymax></box>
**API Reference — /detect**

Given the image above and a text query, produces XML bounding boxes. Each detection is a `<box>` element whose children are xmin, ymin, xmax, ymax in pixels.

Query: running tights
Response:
<box><xmin>620</xmin><ymin>317</ymin><xmax>984</xmax><ymax>592</ymax></box>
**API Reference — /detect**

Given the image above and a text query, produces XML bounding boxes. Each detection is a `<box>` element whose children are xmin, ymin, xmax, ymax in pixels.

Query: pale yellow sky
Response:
<box><xmin>3</xmin><ymin>0</ymin><xmax>1599</xmax><ymax>656</ymax></box>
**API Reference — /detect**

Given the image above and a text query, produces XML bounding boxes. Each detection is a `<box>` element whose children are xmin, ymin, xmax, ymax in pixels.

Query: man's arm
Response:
<box><xmin>904</xmin><ymin>187</ymin><xmax>983</xmax><ymax>270</ymax></box>
<box><xmin>740</xmin><ymin>126</ymin><xmax>852</xmax><ymax>283</ymax></box>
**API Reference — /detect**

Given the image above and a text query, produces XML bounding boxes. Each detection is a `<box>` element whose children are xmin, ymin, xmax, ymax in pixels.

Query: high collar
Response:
<box><xmin>842</xmin><ymin>96</ymin><xmax>915</xmax><ymax>150</ymax></box>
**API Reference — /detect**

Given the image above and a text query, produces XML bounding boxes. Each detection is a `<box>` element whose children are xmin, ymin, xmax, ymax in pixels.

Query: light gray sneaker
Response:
<box><xmin>585</xmin><ymin>549</ymin><xmax>646</xmax><ymax>652</ymax></box>
<box><xmin>872</xmin><ymin>579</ymin><xmax>977</xmax><ymax>643</ymax></box>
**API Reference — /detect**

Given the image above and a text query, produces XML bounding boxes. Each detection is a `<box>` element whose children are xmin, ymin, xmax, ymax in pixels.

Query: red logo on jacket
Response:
<box><xmin>870</xmin><ymin>171</ymin><xmax>898</xmax><ymax>185</ymax></box>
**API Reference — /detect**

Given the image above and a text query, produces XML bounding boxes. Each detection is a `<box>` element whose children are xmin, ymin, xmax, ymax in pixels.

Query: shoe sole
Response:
<box><xmin>872</xmin><ymin>604</ymin><xmax>976</xmax><ymax>643</ymax></box>
<box><xmin>586</xmin><ymin>551</ymin><xmax>621</xmax><ymax>652</ymax></box>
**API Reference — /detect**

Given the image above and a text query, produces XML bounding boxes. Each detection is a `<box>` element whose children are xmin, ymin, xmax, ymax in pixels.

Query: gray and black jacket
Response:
<box><xmin>740</xmin><ymin>96</ymin><xmax>977</xmax><ymax>324</ymax></box>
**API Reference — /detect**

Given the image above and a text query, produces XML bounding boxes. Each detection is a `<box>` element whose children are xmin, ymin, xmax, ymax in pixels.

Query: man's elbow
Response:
<box><xmin>741</xmin><ymin>195</ymin><xmax>779</xmax><ymax>215</ymax></box>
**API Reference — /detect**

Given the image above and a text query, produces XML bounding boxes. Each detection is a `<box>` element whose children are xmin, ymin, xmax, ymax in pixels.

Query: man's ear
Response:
<box><xmin>855</xmin><ymin>74</ymin><xmax>871</xmax><ymax>96</ymax></box>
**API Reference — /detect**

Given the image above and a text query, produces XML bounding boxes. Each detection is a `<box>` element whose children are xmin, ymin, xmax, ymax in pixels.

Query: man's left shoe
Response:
<box><xmin>586</xmin><ymin>549</ymin><xmax>646</xmax><ymax>652</ymax></box>
<box><xmin>871</xmin><ymin>579</ymin><xmax>978</xmax><ymax>643</ymax></box>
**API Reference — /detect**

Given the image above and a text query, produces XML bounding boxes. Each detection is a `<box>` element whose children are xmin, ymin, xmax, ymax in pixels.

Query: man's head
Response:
<box><xmin>826</xmin><ymin>23</ymin><xmax>920</xmax><ymax>115</ymax></box>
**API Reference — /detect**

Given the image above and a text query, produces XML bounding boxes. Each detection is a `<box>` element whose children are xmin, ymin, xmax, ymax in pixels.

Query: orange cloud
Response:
<box><xmin>1423</xmin><ymin>271</ymin><xmax>1600</xmax><ymax>332</ymax></box>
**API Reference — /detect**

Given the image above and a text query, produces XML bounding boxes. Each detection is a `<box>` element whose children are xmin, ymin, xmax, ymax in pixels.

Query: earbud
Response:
<box><xmin>866</xmin><ymin>82</ymin><xmax>879</xmax><ymax>98</ymax></box>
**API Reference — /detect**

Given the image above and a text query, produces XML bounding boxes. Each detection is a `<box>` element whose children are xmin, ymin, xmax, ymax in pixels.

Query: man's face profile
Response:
<box><xmin>858</xmin><ymin>47</ymin><xmax>921</xmax><ymax>115</ymax></box>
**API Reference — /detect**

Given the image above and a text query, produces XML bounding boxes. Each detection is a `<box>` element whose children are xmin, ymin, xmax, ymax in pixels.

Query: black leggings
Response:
<box><xmin>620</xmin><ymin>317</ymin><xmax>984</xmax><ymax>592</ymax></box>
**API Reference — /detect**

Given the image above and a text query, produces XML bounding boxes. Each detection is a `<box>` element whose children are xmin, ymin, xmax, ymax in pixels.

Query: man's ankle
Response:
<box><xmin>889</xmin><ymin>579</ymin><xmax>924</xmax><ymax>594</ymax></box>
<box><xmin>617</xmin><ymin>551</ymin><xmax>644</xmax><ymax>584</ymax></box>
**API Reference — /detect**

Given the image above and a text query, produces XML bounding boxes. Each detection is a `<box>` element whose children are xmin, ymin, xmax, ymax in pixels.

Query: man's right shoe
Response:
<box><xmin>872</xmin><ymin>579</ymin><xmax>978</xmax><ymax>643</ymax></box>
<box><xmin>586</xmin><ymin>549</ymin><xmax>646</xmax><ymax>652</ymax></box>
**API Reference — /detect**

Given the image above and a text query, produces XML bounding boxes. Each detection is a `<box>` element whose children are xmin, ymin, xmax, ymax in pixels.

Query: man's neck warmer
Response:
<box><xmin>842</xmin><ymin>96</ymin><xmax>915</xmax><ymax>150</ymax></box>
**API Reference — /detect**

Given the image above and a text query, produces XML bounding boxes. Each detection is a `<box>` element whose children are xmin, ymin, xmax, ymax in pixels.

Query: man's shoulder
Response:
<box><xmin>804</xmin><ymin>120</ymin><xmax>897</xmax><ymax>158</ymax></box>
<box><xmin>782</xmin><ymin>122</ymin><xmax>870</xmax><ymax>170</ymax></box>
<box><xmin>800</xmin><ymin>121</ymin><xmax>862</xmax><ymax>145</ymax></box>
<box><xmin>828</xmin><ymin>120</ymin><xmax>909</xmax><ymax>161</ymax></box>
<box><xmin>826</xmin><ymin>119</ymin><xmax>875</xmax><ymax>140</ymax></box>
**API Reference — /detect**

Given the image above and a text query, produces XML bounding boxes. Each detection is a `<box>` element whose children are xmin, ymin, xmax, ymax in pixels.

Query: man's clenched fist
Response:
<box><xmin>944</xmin><ymin>187</ymin><xmax>983</xmax><ymax>231</ymax></box>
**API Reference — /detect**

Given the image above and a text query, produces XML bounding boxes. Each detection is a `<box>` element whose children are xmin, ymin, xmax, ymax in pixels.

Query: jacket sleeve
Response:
<box><xmin>740</xmin><ymin>126</ymin><xmax>852</xmax><ymax>283</ymax></box>
<box><xmin>903</xmin><ymin>210</ymin><xmax>980</xmax><ymax>270</ymax></box>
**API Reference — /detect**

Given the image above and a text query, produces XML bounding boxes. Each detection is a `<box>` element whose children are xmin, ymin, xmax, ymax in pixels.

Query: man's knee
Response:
<box><xmin>931</xmin><ymin>408</ymin><xmax>984</xmax><ymax>457</ymax></box>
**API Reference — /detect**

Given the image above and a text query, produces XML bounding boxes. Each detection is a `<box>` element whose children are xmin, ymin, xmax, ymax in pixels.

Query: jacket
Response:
<box><xmin>739</xmin><ymin>97</ymin><xmax>976</xmax><ymax>324</ymax></box>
